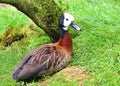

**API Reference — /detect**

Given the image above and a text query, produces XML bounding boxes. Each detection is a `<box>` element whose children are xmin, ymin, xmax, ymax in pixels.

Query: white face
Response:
<box><xmin>60</xmin><ymin>13</ymin><xmax>81</xmax><ymax>31</ymax></box>
<box><xmin>63</xmin><ymin>13</ymin><xmax>74</xmax><ymax>27</ymax></box>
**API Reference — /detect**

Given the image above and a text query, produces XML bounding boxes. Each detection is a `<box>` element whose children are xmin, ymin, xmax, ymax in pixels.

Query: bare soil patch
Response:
<box><xmin>40</xmin><ymin>66</ymin><xmax>90</xmax><ymax>86</ymax></box>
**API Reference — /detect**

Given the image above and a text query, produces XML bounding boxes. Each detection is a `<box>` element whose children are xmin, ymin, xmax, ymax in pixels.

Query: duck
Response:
<box><xmin>12</xmin><ymin>13</ymin><xmax>81</xmax><ymax>81</ymax></box>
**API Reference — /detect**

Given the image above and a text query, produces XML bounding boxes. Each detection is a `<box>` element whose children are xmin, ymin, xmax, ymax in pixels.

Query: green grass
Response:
<box><xmin>67</xmin><ymin>0</ymin><xmax>120</xmax><ymax>85</ymax></box>
<box><xmin>0</xmin><ymin>7</ymin><xmax>31</xmax><ymax>35</ymax></box>
<box><xmin>0</xmin><ymin>0</ymin><xmax>120</xmax><ymax>86</ymax></box>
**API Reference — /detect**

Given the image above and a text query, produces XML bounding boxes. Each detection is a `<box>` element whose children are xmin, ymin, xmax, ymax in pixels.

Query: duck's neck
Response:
<box><xmin>57</xmin><ymin>27</ymin><xmax>72</xmax><ymax>53</ymax></box>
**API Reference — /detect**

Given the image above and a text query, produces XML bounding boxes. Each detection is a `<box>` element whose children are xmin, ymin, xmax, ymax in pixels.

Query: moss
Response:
<box><xmin>0</xmin><ymin>0</ymin><xmax>69</xmax><ymax>42</ymax></box>
<box><xmin>0</xmin><ymin>25</ymin><xmax>39</xmax><ymax>47</ymax></box>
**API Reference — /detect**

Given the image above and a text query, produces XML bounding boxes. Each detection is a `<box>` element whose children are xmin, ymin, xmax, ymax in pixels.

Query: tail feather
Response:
<box><xmin>12</xmin><ymin>64</ymin><xmax>40</xmax><ymax>80</ymax></box>
<box><xmin>12</xmin><ymin>56</ymin><xmax>33</xmax><ymax>80</ymax></box>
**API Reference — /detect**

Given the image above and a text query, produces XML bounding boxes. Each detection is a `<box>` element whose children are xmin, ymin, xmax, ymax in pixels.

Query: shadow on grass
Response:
<box><xmin>16</xmin><ymin>76</ymin><xmax>44</xmax><ymax>85</ymax></box>
<box><xmin>15</xmin><ymin>73</ymin><xmax>55</xmax><ymax>86</ymax></box>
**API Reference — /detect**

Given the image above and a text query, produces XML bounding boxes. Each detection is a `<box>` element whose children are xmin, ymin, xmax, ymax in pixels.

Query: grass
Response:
<box><xmin>0</xmin><ymin>0</ymin><xmax>120</xmax><ymax>86</ymax></box>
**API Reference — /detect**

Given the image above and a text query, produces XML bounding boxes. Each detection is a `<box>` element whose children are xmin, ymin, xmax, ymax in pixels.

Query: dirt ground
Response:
<box><xmin>40</xmin><ymin>66</ymin><xmax>90</xmax><ymax>86</ymax></box>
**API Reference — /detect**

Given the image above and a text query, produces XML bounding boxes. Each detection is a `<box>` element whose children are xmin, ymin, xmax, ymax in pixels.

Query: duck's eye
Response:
<box><xmin>66</xmin><ymin>18</ymin><xmax>69</xmax><ymax>21</ymax></box>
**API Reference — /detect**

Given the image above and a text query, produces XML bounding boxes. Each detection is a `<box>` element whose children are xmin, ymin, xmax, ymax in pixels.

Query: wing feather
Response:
<box><xmin>12</xmin><ymin>44</ymin><xmax>69</xmax><ymax>80</ymax></box>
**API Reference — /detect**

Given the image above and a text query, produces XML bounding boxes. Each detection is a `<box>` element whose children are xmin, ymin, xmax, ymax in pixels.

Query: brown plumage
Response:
<box><xmin>12</xmin><ymin>13</ymin><xmax>81</xmax><ymax>80</ymax></box>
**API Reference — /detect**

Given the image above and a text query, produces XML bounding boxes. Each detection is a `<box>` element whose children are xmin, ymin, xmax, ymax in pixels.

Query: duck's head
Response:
<box><xmin>60</xmin><ymin>13</ymin><xmax>81</xmax><ymax>31</ymax></box>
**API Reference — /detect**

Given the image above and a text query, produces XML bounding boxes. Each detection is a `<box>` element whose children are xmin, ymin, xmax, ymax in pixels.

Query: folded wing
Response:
<box><xmin>12</xmin><ymin>44</ymin><xmax>68</xmax><ymax>80</ymax></box>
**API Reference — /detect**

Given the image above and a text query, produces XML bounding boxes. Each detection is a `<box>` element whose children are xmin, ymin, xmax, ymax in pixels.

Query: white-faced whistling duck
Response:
<box><xmin>12</xmin><ymin>13</ymin><xmax>81</xmax><ymax>81</ymax></box>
